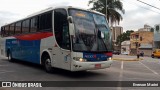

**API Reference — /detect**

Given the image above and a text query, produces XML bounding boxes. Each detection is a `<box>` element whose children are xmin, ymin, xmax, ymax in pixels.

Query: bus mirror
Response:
<box><xmin>69</xmin><ymin>23</ymin><xmax>75</xmax><ymax>36</ymax></box>
<box><xmin>68</xmin><ymin>16</ymin><xmax>73</xmax><ymax>23</ymax></box>
<box><xmin>98</xmin><ymin>30</ymin><xmax>104</xmax><ymax>39</ymax></box>
<box><xmin>101</xmin><ymin>32</ymin><xmax>104</xmax><ymax>39</ymax></box>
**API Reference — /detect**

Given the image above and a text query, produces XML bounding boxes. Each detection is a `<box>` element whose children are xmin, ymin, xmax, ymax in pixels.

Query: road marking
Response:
<box><xmin>139</xmin><ymin>61</ymin><xmax>159</xmax><ymax>75</ymax></box>
<box><xmin>0</xmin><ymin>70</ymin><xmax>14</xmax><ymax>74</ymax></box>
<box><xmin>0</xmin><ymin>65</ymin><xmax>7</xmax><ymax>66</ymax></box>
<box><xmin>121</xmin><ymin>61</ymin><xmax>124</xmax><ymax>70</ymax></box>
<box><xmin>117</xmin><ymin>61</ymin><xmax>124</xmax><ymax>90</ymax></box>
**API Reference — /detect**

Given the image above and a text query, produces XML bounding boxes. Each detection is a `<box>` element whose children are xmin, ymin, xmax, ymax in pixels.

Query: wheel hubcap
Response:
<box><xmin>45</xmin><ymin>59</ymin><xmax>51</xmax><ymax>70</ymax></box>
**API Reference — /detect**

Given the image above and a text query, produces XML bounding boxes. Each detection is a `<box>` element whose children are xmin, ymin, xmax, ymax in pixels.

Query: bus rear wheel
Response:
<box><xmin>44</xmin><ymin>56</ymin><xmax>53</xmax><ymax>73</ymax></box>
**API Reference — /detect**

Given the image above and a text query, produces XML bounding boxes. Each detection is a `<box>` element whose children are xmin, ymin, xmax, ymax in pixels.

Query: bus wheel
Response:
<box><xmin>44</xmin><ymin>57</ymin><xmax>53</xmax><ymax>73</ymax></box>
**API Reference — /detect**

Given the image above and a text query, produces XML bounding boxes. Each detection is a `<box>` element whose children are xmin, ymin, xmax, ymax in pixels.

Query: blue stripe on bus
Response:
<box><xmin>83</xmin><ymin>52</ymin><xmax>109</xmax><ymax>62</ymax></box>
<box><xmin>6</xmin><ymin>39</ymin><xmax>41</xmax><ymax>64</ymax></box>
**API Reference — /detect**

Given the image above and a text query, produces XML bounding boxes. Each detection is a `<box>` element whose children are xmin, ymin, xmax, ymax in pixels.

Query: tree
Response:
<box><xmin>116</xmin><ymin>30</ymin><xmax>134</xmax><ymax>46</ymax></box>
<box><xmin>88</xmin><ymin>0</ymin><xmax>125</xmax><ymax>25</ymax></box>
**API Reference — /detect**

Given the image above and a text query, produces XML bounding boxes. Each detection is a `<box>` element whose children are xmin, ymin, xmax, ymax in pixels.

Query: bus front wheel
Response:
<box><xmin>44</xmin><ymin>56</ymin><xmax>53</xmax><ymax>73</ymax></box>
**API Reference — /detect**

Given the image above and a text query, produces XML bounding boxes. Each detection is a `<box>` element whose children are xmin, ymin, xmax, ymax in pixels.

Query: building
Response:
<box><xmin>121</xmin><ymin>40</ymin><xmax>130</xmax><ymax>55</ymax></box>
<box><xmin>111</xmin><ymin>26</ymin><xmax>123</xmax><ymax>51</ymax></box>
<box><xmin>111</xmin><ymin>26</ymin><xmax>123</xmax><ymax>42</ymax></box>
<box><xmin>130</xmin><ymin>31</ymin><xmax>153</xmax><ymax>56</ymax></box>
<box><xmin>138</xmin><ymin>24</ymin><xmax>152</xmax><ymax>32</ymax></box>
<box><xmin>153</xmin><ymin>24</ymin><xmax>160</xmax><ymax>50</ymax></box>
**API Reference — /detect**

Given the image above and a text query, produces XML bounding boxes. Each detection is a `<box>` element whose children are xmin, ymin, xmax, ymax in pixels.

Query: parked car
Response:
<box><xmin>151</xmin><ymin>49</ymin><xmax>160</xmax><ymax>58</ymax></box>
<box><xmin>113</xmin><ymin>50</ymin><xmax>120</xmax><ymax>55</ymax></box>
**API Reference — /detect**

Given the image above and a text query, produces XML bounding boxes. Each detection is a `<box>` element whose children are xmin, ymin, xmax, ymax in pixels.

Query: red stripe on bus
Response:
<box><xmin>14</xmin><ymin>32</ymin><xmax>53</xmax><ymax>40</ymax></box>
<box><xmin>105</xmin><ymin>52</ymin><xmax>112</xmax><ymax>57</ymax></box>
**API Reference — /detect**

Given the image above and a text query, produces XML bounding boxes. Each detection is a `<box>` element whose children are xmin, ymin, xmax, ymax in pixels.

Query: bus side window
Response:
<box><xmin>10</xmin><ymin>24</ymin><xmax>15</xmax><ymax>35</ymax></box>
<box><xmin>2</xmin><ymin>27</ymin><xmax>6</xmax><ymax>37</ymax></box>
<box><xmin>54</xmin><ymin>9</ymin><xmax>70</xmax><ymax>50</ymax></box>
<box><xmin>5</xmin><ymin>26</ymin><xmax>9</xmax><ymax>36</ymax></box>
<box><xmin>39</xmin><ymin>12</ymin><xmax>52</xmax><ymax>32</ymax></box>
<box><xmin>30</xmin><ymin>17</ymin><xmax>38</xmax><ymax>33</ymax></box>
<box><xmin>22</xmin><ymin>19</ymin><xmax>30</xmax><ymax>33</ymax></box>
<box><xmin>1</xmin><ymin>27</ymin><xmax>3</xmax><ymax>37</ymax></box>
<box><xmin>15</xmin><ymin>22</ymin><xmax>22</xmax><ymax>34</ymax></box>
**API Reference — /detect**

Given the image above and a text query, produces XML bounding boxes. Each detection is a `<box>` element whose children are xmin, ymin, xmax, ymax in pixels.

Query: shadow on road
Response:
<box><xmin>0</xmin><ymin>59</ymin><xmax>106</xmax><ymax>79</ymax></box>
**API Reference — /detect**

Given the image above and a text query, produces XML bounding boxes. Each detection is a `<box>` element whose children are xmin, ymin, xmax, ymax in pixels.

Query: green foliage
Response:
<box><xmin>116</xmin><ymin>30</ymin><xmax>134</xmax><ymax>46</ymax></box>
<box><xmin>88</xmin><ymin>0</ymin><xmax>125</xmax><ymax>25</ymax></box>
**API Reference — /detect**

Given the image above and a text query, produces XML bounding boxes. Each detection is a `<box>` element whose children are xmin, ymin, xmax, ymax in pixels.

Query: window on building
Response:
<box><xmin>150</xmin><ymin>28</ymin><xmax>154</xmax><ymax>32</ymax></box>
<box><xmin>22</xmin><ymin>19</ymin><xmax>30</xmax><ymax>33</ymax></box>
<box><xmin>54</xmin><ymin>9</ymin><xmax>70</xmax><ymax>50</ymax></box>
<box><xmin>140</xmin><ymin>37</ymin><xmax>142</xmax><ymax>41</ymax></box>
<box><xmin>135</xmin><ymin>35</ymin><xmax>139</xmax><ymax>39</ymax></box>
<box><xmin>156</xmin><ymin>25</ymin><xmax>159</xmax><ymax>32</ymax></box>
<box><xmin>15</xmin><ymin>22</ymin><xmax>22</xmax><ymax>34</ymax></box>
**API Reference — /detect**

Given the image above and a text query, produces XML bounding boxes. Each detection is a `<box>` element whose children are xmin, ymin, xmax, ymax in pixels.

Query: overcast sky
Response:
<box><xmin>0</xmin><ymin>0</ymin><xmax>160</xmax><ymax>31</ymax></box>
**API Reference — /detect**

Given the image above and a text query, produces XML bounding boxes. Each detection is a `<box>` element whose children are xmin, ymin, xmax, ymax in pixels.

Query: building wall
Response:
<box><xmin>138</xmin><ymin>24</ymin><xmax>152</xmax><ymax>32</ymax></box>
<box><xmin>111</xmin><ymin>26</ymin><xmax>123</xmax><ymax>42</ymax></box>
<box><xmin>121</xmin><ymin>41</ymin><xmax>130</xmax><ymax>55</ymax></box>
<box><xmin>130</xmin><ymin>31</ymin><xmax>153</xmax><ymax>55</ymax></box>
<box><xmin>139</xmin><ymin>49</ymin><xmax>152</xmax><ymax>56</ymax></box>
<box><xmin>111</xmin><ymin>26</ymin><xmax>123</xmax><ymax>51</ymax></box>
<box><xmin>154</xmin><ymin>24</ymin><xmax>160</xmax><ymax>49</ymax></box>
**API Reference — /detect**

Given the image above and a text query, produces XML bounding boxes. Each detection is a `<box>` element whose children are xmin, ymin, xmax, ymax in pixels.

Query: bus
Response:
<box><xmin>0</xmin><ymin>6</ymin><xmax>113</xmax><ymax>72</ymax></box>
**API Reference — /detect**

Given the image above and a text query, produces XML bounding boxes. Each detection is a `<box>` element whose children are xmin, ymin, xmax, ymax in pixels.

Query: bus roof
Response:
<box><xmin>2</xmin><ymin>6</ymin><xmax>105</xmax><ymax>27</ymax></box>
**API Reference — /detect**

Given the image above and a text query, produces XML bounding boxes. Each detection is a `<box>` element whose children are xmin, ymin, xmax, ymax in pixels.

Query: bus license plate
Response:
<box><xmin>95</xmin><ymin>64</ymin><xmax>101</xmax><ymax>68</ymax></box>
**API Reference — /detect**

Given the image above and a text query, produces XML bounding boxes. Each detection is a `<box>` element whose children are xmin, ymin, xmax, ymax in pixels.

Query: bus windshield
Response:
<box><xmin>69</xmin><ymin>9</ymin><xmax>112</xmax><ymax>52</ymax></box>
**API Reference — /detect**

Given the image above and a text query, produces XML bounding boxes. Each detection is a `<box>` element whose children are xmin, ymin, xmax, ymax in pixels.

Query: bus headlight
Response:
<box><xmin>73</xmin><ymin>57</ymin><xmax>87</xmax><ymax>62</ymax></box>
<box><xmin>108</xmin><ymin>57</ymin><xmax>112</xmax><ymax>60</ymax></box>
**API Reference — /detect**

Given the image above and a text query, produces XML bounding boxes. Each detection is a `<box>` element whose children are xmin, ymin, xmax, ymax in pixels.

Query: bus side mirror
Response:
<box><xmin>67</xmin><ymin>16</ymin><xmax>73</xmax><ymax>23</ymax></box>
<box><xmin>101</xmin><ymin>32</ymin><xmax>104</xmax><ymax>39</ymax></box>
<box><xmin>69</xmin><ymin>23</ymin><xmax>75</xmax><ymax>37</ymax></box>
<box><xmin>98</xmin><ymin>30</ymin><xmax>104</xmax><ymax>39</ymax></box>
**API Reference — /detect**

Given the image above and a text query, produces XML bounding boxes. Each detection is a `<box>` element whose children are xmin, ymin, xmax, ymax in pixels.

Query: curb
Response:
<box><xmin>112</xmin><ymin>58</ymin><xmax>143</xmax><ymax>61</ymax></box>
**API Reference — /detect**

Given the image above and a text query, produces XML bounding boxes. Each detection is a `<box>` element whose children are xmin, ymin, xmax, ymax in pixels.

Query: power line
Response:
<box><xmin>121</xmin><ymin>0</ymin><xmax>160</xmax><ymax>15</ymax></box>
<box><xmin>137</xmin><ymin>0</ymin><xmax>160</xmax><ymax>10</ymax></box>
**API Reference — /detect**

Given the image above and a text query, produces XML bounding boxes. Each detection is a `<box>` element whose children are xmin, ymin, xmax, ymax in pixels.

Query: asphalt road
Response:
<box><xmin>0</xmin><ymin>55</ymin><xmax>160</xmax><ymax>90</ymax></box>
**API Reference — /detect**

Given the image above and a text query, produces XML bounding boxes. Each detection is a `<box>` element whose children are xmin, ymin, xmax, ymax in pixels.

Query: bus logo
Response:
<box><xmin>84</xmin><ymin>54</ymin><xmax>97</xmax><ymax>58</ymax></box>
<box><xmin>2</xmin><ymin>82</ymin><xmax>11</xmax><ymax>87</ymax></box>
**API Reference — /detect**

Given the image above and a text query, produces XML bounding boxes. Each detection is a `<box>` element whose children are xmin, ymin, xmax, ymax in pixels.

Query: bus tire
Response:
<box><xmin>43</xmin><ymin>55</ymin><xmax>53</xmax><ymax>73</ymax></box>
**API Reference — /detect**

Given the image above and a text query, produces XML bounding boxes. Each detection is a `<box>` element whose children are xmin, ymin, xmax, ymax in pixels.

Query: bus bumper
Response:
<box><xmin>71</xmin><ymin>60</ymin><xmax>113</xmax><ymax>71</ymax></box>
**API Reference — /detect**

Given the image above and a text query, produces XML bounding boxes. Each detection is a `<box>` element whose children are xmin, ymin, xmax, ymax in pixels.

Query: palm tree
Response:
<box><xmin>88</xmin><ymin>0</ymin><xmax>125</xmax><ymax>25</ymax></box>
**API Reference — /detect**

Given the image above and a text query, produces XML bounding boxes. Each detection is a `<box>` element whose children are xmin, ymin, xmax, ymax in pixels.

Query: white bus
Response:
<box><xmin>0</xmin><ymin>6</ymin><xmax>113</xmax><ymax>72</ymax></box>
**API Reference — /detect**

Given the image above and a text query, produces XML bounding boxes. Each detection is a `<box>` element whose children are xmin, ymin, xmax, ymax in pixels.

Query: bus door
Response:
<box><xmin>53</xmin><ymin>9</ymin><xmax>71</xmax><ymax>70</ymax></box>
<box><xmin>52</xmin><ymin>45</ymin><xmax>71</xmax><ymax>70</ymax></box>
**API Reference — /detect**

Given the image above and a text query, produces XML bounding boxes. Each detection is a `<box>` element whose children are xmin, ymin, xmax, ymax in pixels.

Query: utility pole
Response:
<box><xmin>106</xmin><ymin>0</ymin><xmax>108</xmax><ymax>17</ymax></box>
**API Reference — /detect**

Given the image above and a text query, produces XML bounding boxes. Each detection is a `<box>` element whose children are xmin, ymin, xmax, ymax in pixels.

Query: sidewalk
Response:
<box><xmin>112</xmin><ymin>55</ymin><xmax>143</xmax><ymax>61</ymax></box>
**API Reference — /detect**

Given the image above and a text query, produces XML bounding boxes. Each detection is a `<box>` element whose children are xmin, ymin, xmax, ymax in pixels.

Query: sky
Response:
<box><xmin>0</xmin><ymin>0</ymin><xmax>160</xmax><ymax>31</ymax></box>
